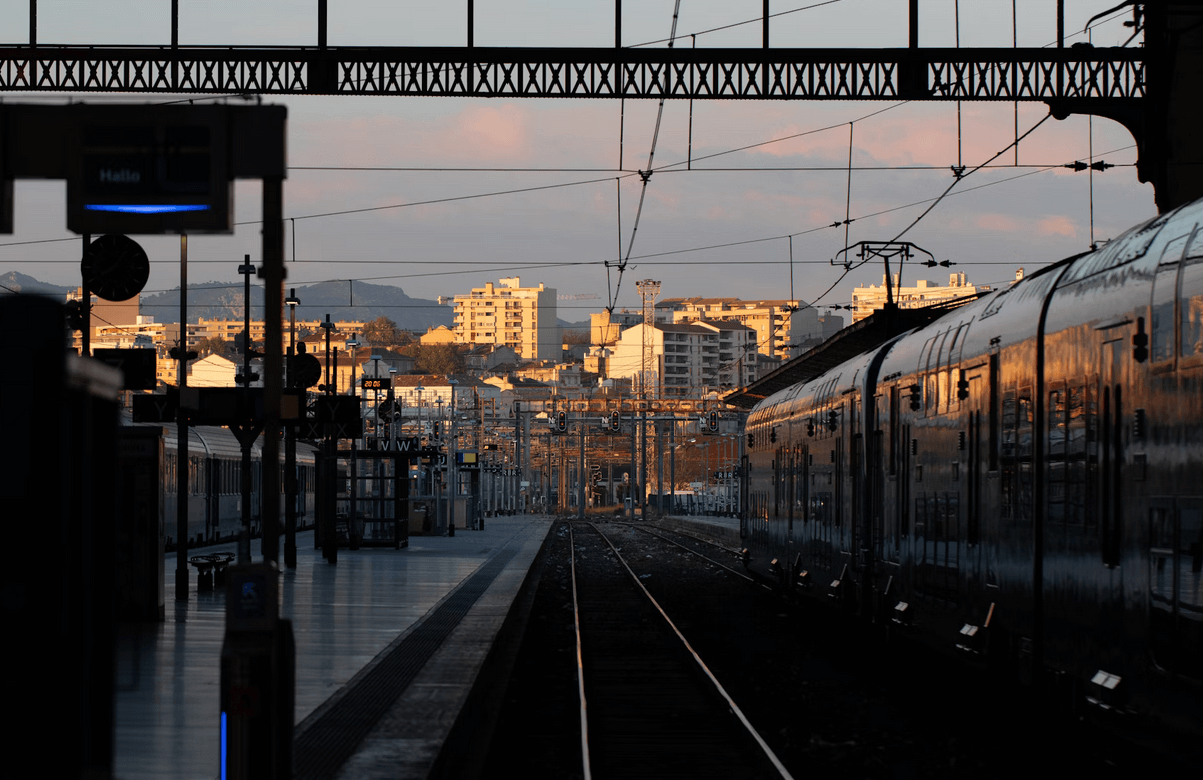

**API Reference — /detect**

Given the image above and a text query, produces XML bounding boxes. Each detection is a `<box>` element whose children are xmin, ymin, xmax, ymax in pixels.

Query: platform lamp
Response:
<box><xmin>285</xmin><ymin>289</ymin><xmax>300</xmax><ymax>372</ymax></box>
<box><xmin>346</xmin><ymin>333</ymin><xmax>361</xmax><ymax>394</ymax></box>
<box><xmin>388</xmin><ymin>367</ymin><xmax>398</xmax><ymax>447</ymax></box>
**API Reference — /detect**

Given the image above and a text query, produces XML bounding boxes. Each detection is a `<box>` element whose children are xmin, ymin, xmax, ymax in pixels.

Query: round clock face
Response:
<box><xmin>81</xmin><ymin>234</ymin><xmax>150</xmax><ymax>302</ymax></box>
<box><xmin>292</xmin><ymin>353</ymin><xmax>323</xmax><ymax>389</ymax></box>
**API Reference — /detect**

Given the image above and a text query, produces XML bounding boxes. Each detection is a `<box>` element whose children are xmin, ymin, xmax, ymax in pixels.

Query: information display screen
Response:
<box><xmin>67</xmin><ymin>106</ymin><xmax>231</xmax><ymax>234</ymax></box>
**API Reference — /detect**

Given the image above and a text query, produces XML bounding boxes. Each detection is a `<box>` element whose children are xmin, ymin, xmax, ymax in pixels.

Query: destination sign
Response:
<box><xmin>66</xmin><ymin>106</ymin><xmax>231</xmax><ymax>234</ymax></box>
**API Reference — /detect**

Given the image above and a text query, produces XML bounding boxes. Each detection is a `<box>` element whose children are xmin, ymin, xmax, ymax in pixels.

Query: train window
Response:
<box><xmin>1180</xmin><ymin>256</ymin><xmax>1203</xmax><ymax>362</ymax></box>
<box><xmin>1151</xmin><ymin>236</ymin><xmax>1187</xmax><ymax>364</ymax></box>
<box><xmin>889</xmin><ymin>386</ymin><xmax>899</xmax><ymax>476</ymax></box>
<box><xmin>988</xmin><ymin>354</ymin><xmax>999</xmax><ymax>471</ymax></box>
<box><xmin>1048</xmin><ymin>388</ymin><xmax>1067</xmax><ymax>525</ymax></box>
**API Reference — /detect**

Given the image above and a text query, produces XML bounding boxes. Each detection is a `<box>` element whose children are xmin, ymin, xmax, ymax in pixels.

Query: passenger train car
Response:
<box><xmin>121</xmin><ymin>414</ymin><xmax>318</xmax><ymax>547</ymax></box>
<box><xmin>745</xmin><ymin>197</ymin><xmax>1203</xmax><ymax>745</ymax></box>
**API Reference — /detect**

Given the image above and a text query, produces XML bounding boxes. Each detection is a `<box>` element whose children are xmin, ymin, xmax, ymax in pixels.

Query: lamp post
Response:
<box><xmin>435</xmin><ymin>397</ymin><xmax>444</xmax><ymax>533</ymax></box>
<box><xmin>284</xmin><ymin>289</ymin><xmax>299</xmax><ymax>569</ymax></box>
<box><xmin>369</xmin><ymin>354</ymin><xmax>381</xmax><ymax>447</ymax></box>
<box><xmin>415</xmin><ymin>384</ymin><xmax>425</xmax><ymax>440</ymax></box>
<box><xmin>448</xmin><ymin>378</ymin><xmax>459</xmax><ymax>535</ymax></box>
<box><xmin>388</xmin><ymin>367</ymin><xmax>398</xmax><ymax>448</ymax></box>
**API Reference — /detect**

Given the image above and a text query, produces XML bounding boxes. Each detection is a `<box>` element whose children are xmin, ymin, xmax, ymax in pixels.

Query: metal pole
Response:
<box><xmin>615</xmin><ymin>0</ymin><xmax>621</xmax><ymax>48</ymax></box>
<box><xmin>237</xmin><ymin>257</ymin><xmax>255</xmax><ymax>564</ymax></box>
<box><xmin>175</xmin><ymin>234</ymin><xmax>189</xmax><ymax>601</ymax></box>
<box><xmin>656</xmin><ymin>418</ymin><xmax>663</xmax><ymax>515</ymax></box>
<box><xmin>577</xmin><ymin>421</ymin><xmax>585</xmax><ymax>520</ymax></box>
<box><xmin>318</xmin><ymin>0</ymin><xmax>327</xmax><ymax>49</ymax></box>
<box><xmin>629</xmin><ymin>414</ymin><xmax>636</xmax><ymax>520</ymax></box>
<box><xmin>640</xmin><ymin>409</ymin><xmax>647</xmax><ymax>519</ymax></box>
<box><xmin>909</xmin><ymin>0</ymin><xmax>918</xmax><ymax>48</ymax></box>
<box><xmin>513</xmin><ymin>401</ymin><xmax>521</xmax><ymax>512</ymax></box>
<box><xmin>285</xmin><ymin>290</ymin><xmax>298</xmax><ymax>568</ymax></box>
<box><xmin>669</xmin><ymin>419</ymin><xmax>676</xmax><ymax>515</ymax></box>
<box><xmin>763</xmin><ymin>0</ymin><xmax>769</xmax><ymax>48</ymax></box>
<box><xmin>80</xmin><ymin>234</ymin><xmax>90</xmax><ymax>357</ymax></box>
<box><xmin>449</xmin><ymin>383</ymin><xmax>458</xmax><ymax>534</ymax></box>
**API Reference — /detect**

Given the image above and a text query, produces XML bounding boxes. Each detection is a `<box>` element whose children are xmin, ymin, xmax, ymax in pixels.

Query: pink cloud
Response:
<box><xmin>1039</xmin><ymin>216</ymin><xmax>1078</xmax><ymax>238</ymax></box>
<box><xmin>976</xmin><ymin>213</ymin><xmax>1021</xmax><ymax>232</ymax></box>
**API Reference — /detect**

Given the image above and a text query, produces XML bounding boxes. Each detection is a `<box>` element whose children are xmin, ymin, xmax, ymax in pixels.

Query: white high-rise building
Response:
<box><xmin>850</xmin><ymin>272</ymin><xmax>992</xmax><ymax>322</ymax></box>
<box><xmin>452</xmin><ymin>277</ymin><xmax>559</xmax><ymax>361</ymax></box>
<box><xmin>608</xmin><ymin>320</ymin><xmax>758</xmax><ymax>396</ymax></box>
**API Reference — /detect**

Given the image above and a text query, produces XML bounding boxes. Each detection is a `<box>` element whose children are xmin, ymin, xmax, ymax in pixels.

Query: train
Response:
<box><xmin>120</xmin><ymin>412</ymin><xmax>319</xmax><ymax>548</ymax></box>
<box><xmin>744</xmin><ymin>196</ymin><xmax>1203</xmax><ymax>748</ymax></box>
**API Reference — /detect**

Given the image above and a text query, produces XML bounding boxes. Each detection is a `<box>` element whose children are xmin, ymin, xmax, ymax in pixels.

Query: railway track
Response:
<box><xmin>483</xmin><ymin>518</ymin><xmax>1174</xmax><ymax>779</ymax></box>
<box><xmin>570</xmin><ymin>522</ymin><xmax>792</xmax><ymax>780</ymax></box>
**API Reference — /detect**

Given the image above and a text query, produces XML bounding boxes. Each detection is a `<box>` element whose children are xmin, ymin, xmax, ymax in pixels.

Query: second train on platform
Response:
<box><xmin>744</xmin><ymin>196</ymin><xmax>1203</xmax><ymax>744</ymax></box>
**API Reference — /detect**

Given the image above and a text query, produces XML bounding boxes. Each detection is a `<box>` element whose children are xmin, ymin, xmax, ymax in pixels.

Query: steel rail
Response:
<box><xmin>618</xmin><ymin>521</ymin><xmax>758</xmax><ymax>584</ymax></box>
<box><xmin>568</xmin><ymin>526</ymin><xmax>593</xmax><ymax>780</ymax></box>
<box><xmin>583</xmin><ymin>521</ymin><xmax>795</xmax><ymax>780</ymax></box>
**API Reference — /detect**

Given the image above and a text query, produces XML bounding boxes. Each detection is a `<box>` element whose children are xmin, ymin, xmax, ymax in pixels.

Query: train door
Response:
<box><xmin>1148</xmin><ymin>497</ymin><xmax>1203</xmax><ymax>680</ymax></box>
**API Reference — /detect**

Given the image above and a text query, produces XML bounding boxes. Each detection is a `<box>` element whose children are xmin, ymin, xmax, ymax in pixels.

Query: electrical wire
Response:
<box><xmin>607</xmin><ymin>0</ymin><xmax>684</xmax><ymax>314</ymax></box>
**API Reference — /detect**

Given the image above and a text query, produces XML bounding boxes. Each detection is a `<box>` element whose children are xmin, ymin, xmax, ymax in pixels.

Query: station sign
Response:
<box><xmin>93</xmin><ymin>347</ymin><xmax>157</xmax><ymax>390</ymax></box>
<box><xmin>66</xmin><ymin>105</ymin><xmax>232</xmax><ymax>234</ymax></box>
<box><xmin>192</xmin><ymin>388</ymin><xmax>304</xmax><ymax>426</ymax></box>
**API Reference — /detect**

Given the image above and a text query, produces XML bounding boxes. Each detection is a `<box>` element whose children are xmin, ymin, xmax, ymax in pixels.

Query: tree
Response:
<box><xmin>562</xmin><ymin>328</ymin><xmax>590</xmax><ymax>346</ymax></box>
<box><xmin>194</xmin><ymin>336</ymin><xmax>233</xmax><ymax>358</ymax></box>
<box><xmin>416</xmin><ymin>344</ymin><xmax>465</xmax><ymax>375</ymax></box>
<box><xmin>362</xmin><ymin>316</ymin><xmax>403</xmax><ymax>347</ymax></box>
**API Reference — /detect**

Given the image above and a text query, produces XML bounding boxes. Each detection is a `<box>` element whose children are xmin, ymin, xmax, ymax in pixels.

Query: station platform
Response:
<box><xmin>115</xmin><ymin>515</ymin><xmax>554</xmax><ymax>780</ymax></box>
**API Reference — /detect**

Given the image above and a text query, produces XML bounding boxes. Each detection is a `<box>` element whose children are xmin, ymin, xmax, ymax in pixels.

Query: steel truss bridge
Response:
<box><xmin>0</xmin><ymin>46</ymin><xmax>1143</xmax><ymax>102</ymax></box>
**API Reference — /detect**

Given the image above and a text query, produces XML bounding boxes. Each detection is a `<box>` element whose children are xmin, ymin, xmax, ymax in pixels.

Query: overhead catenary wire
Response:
<box><xmin>607</xmin><ymin>0</ymin><xmax>684</xmax><ymax>314</ymax></box>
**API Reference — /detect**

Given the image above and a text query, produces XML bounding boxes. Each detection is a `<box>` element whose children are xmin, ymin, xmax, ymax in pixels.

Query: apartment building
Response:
<box><xmin>592</xmin><ymin>297</ymin><xmax>821</xmax><ymax>361</ymax></box>
<box><xmin>850</xmin><ymin>272</ymin><xmax>992</xmax><ymax>322</ymax></box>
<box><xmin>452</xmin><ymin>277</ymin><xmax>558</xmax><ymax>361</ymax></box>
<box><xmin>608</xmin><ymin>320</ymin><xmax>757</xmax><ymax>396</ymax></box>
<box><xmin>660</xmin><ymin>298</ymin><xmax>821</xmax><ymax>361</ymax></box>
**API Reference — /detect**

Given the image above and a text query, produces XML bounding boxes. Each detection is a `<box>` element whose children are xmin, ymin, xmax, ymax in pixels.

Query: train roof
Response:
<box><xmin>726</xmin><ymin>300</ymin><xmax>978</xmax><ymax>410</ymax></box>
<box><xmin>119</xmin><ymin>409</ymin><xmax>318</xmax><ymax>458</ymax></box>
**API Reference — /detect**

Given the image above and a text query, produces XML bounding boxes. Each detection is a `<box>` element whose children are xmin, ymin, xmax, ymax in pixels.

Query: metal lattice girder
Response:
<box><xmin>0</xmin><ymin>46</ymin><xmax>1144</xmax><ymax>101</ymax></box>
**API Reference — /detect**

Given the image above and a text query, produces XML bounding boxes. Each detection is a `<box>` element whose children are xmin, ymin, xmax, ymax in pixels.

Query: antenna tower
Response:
<box><xmin>636</xmin><ymin>279</ymin><xmax>661</xmax><ymax>399</ymax></box>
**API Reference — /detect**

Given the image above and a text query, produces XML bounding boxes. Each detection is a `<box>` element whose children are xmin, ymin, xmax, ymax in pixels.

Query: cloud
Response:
<box><xmin>1038</xmin><ymin>216</ymin><xmax>1079</xmax><ymax>238</ymax></box>
<box><xmin>975</xmin><ymin>213</ymin><xmax>1021</xmax><ymax>232</ymax></box>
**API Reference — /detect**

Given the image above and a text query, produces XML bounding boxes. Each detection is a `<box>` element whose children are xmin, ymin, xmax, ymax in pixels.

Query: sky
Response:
<box><xmin>0</xmin><ymin>1</ymin><xmax>1155</xmax><ymax>326</ymax></box>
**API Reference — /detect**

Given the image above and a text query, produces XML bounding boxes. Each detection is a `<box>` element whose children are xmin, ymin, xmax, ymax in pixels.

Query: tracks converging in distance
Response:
<box><xmin>569</xmin><ymin>521</ymin><xmax>791</xmax><ymax>780</ymax></box>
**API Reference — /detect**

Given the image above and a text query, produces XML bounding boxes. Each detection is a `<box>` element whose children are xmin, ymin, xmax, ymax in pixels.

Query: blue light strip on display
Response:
<box><xmin>84</xmin><ymin>204</ymin><xmax>211</xmax><ymax>214</ymax></box>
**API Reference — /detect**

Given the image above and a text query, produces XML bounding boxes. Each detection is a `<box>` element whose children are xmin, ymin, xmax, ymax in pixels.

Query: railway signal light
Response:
<box><xmin>806</xmin><ymin>418</ymin><xmax>815</xmax><ymax>437</ymax></box>
<box><xmin>707</xmin><ymin>411</ymin><xmax>719</xmax><ymax>432</ymax></box>
<box><xmin>957</xmin><ymin>377</ymin><xmax>970</xmax><ymax>400</ymax></box>
<box><xmin>908</xmin><ymin>384</ymin><xmax>922</xmax><ymax>411</ymax></box>
<box><xmin>610</xmin><ymin>411</ymin><xmax>620</xmax><ymax>432</ymax></box>
<box><xmin>433</xmin><ymin>420</ymin><xmax>441</xmax><ymax>437</ymax></box>
<box><xmin>556</xmin><ymin>411</ymin><xmax>567</xmax><ymax>432</ymax></box>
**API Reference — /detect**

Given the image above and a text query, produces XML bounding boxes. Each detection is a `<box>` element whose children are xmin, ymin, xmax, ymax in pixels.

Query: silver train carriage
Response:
<box><xmin>122</xmin><ymin>414</ymin><xmax>318</xmax><ymax>547</ymax></box>
<box><xmin>745</xmin><ymin>196</ymin><xmax>1203</xmax><ymax>744</ymax></box>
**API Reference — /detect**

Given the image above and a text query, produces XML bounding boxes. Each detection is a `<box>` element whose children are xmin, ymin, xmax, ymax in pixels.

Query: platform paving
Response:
<box><xmin>114</xmin><ymin>516</ymin><xmax>553</xmax><ymax>780</ymax></box>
